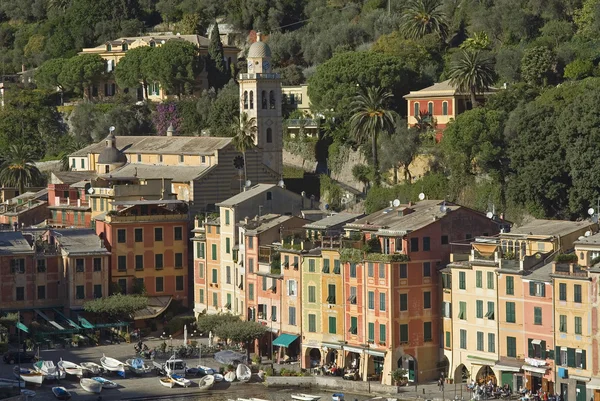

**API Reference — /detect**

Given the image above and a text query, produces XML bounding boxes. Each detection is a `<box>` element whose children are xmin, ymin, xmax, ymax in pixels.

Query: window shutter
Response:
<box><xmin>567</xmin><ymin>348</ymin><xmax>575</xmax><ymax>367</ymax></box>
<box><xmin>581</xmin><ymin>350</ymin><xmax>586</xmax><ymax>369</ymax></box>
<box><xmin>528</xmin><ymin>339</ymin><xmax>534</xmax><ymax>358</ymax></box>
<box><xmin>555</xmin><ymin>347</ymin><xmax>560</xmax><ymax>364</ymax></box>
<box><xmin>529</xmin><ymin>281</ymin><xmax>535</xmax><ymax>296</ymax></box>
<box><xmin>541</xmin><ymin>340</ymin><xmax>546</xmax><ymax>359</ymax></box>
<box><xmin>541</xmin><ymin>284</ymin><xmax>545</xmax><ymax>297</ymax></box>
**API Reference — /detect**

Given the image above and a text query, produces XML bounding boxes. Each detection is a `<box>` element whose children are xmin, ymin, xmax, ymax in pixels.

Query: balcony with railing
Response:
<box><xmin>50</xmin><ymin>197</ymin><xmax>90</xmax><ymax>208</ymax></box>
<box><xmin>238</xmin><ymin>73</ymin><xmax>281</xmax><ymax>80</ymax></box>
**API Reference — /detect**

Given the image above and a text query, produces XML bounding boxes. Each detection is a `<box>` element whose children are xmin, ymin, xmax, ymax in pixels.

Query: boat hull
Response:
<box><xmin>291</xmin><ymin>394</ymin><xmax>321</xmax><ymax>401</ymax></box>
<box><xmin>52</xmin><ymin>387</ymin><xmax>71</xmax><ymax>400</ymax></box>
<box><xmin>58</xmin><ymin>360</ymin><xmax>84</xmax><ymax>377</ymax></box>
<box><xmin>159</xmin><ymin>377</ymin><xmax>175</xmax><ymax>388</ymax></box>
<box><xmin>236</xmin><ymin>364</ymin><xmax>251</xmax><ymax>383</ymax></box>
<box><xmin>14</xmin><ymin>367</ymin><xmax>44</xmax><ymax>385</ymax></box>
<box><xmin>170</xmin><ymin>374</ymin><xmax>191</xmax><ymax>387</ymax></box>
<box><xmin>80</xmin><ymin>378</ymin><xmax>103</xmax><ymax>394</ymax></box>
<box><xmin>91</xmin><ymin>377</ymin><xmax>118</xmax><ymax>389</ymax></box>
<box><xmin>225</xmin><ymin>371</ymin><xmax>236</xmax><ymax>382</ymax></box>
<box><xmin>198</xmin><ymin>375</ymin><xmax>215</xmax><ymax>390</ymax></box>
<box><xmin>100</xmin><ymin>355</ymin><xmax>126</xmax><ymax>377</ymax></box>
<box><xmin>81</xmin><ymin>362</ymin><xmax>103</xmax><ymax>375</ymax></box>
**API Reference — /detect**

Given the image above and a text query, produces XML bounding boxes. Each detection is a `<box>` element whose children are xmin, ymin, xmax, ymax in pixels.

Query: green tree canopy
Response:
<box><xmin>520</xmin><ymin>46</ymin><xmax>557</xmax><ymax>86</ymax></box>
<box><xmin>114</xmin><ymin>46</ymin><xmax>155</xmax><ymax>98</ymax></box>
<box><xmin>448</xmin><ymin>49</ymin><xmax>496</xmax><ymax>107</ymax></box>
<box><xmin>196</xmin><ymin>313</ymin><xmax>242</xmax><ymax>334</ymax></box>
<box><xmin>34</xmin><ymin>58</ymin><xmax>67</xmax><ymax>91</ymax></box>
<box><xmin>59</xmin><ymin>54</ymin><xmax>105</xmax><ymax>99</ymax></box>
<box><xmin>152</xmin><ymin>40</ymin><xmax>204</xmax><ymax>98</ymax></box>
<box><xmin>83</xmin><ymin>294</ymin><xmax>148</xmax><ymax>319</ymax></box>
<box><xmin>207</xmin><ymin>22</ymin><xmax>229</xmax><ymax>90</ymax></box>
<box><xmin>400</xmin><ymin>0</ymin><xmax>448</xmax><ymax>40</ymax></box>
<box><xmin>308</xmin><ymin>51</ymin><xmax>421</xmax><ymax>121</ymax></box>
<box><xmin>0</xmin><ymin>142</ymin><xmax>45</xmax><ymax>194</ymax></box>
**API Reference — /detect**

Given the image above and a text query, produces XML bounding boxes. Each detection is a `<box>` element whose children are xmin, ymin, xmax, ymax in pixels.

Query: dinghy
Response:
<box><xmin>80</xmin><ymin>378</ymin><xmax>103</xmax><ymax>394</ymax></box>
<box><xmin>13</xmin><ymin>367</ymin><xmax>44</xmax><ymax>385</ymax></box>
<box><xmin>291</xmin><ymin>394</ymin><xmax>321</xmax><ymax>401</ymax></box>
<box><xmin>159</xmin><ymin>377</ymin><xmax>175</xmax><ymax>388</ymax></box>
<box><xmin>169</xmin><ymin>373</ymin><xmax>192</xmax><ymax>387</ymax></box>
<box><xmin>199</xmin><ymin>365</ymin><xmax>215</xmax><ymax>375</ymax></box>
<box><xmin>236</xmin><ymin>364</ymin><xmax>251</xmax><ymax>383</ymax></box>
<box><xmin>34</xmin><ymin>360</ymin><xmax>65</xmax><ymax>380</ymax></box>
<box><xmin>91</xmin><ymin>377</ymin><xmax>118</xmax><ymax>389</ymax></box>
<box><xmin>126</xmin><ymin>358</ymin><xmax>152</xmax><ymax>375</ymax></box>
<box><xmin>51</xmin><ymin>387</ymin><xmax>71</xmax><ymax>400</ymax></box>
<box><xmin>213</xmin><ymin>373</ymin><xmax>224</xmax><ymax>382</ymax></box>
<box><xmin>224</xmin><ymin>370</ymin><xmax>236</xmax><ymax>382</ymax></box>
<box><xmin>81</xmin><ymin>362</ymin><xmax>103</xmax><ymax>375</ymax></box>
<box><xmin>198</xmin><ymin>375</ymin><xmax>215</xmax><ymax>390</ymax></box>
<box><xmin>100</xmin><ymin>354</ymin><xmax>126</xmax><ymax>377</ymax></box>
<box><xmin>57</xmin><ymin>359</ymin><xmax>83</xmax><ymax>377</ymax></box>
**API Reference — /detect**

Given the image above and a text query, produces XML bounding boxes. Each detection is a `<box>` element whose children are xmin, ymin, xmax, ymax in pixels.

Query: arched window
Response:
<box><xmin>243</xmin><ymin>91</ymin><xmax>248</xmax><ymax>109</ymax></box>
<box><xmin>428</xmin><ymin>102</ymin><xmax>433</xmax><ymax>116</ymax></box>
<box><xmin>122</xmin><ymin>43</ymin><xmax>128</xmax><ymax>51</ymax></box>
<box><xmin>262</xmin><ymin>91</ymin><xmax>267</xmax><ymax>109</ymax></box>
<box><xmin>269</xmin><ymin>90</ymin><xmax>275</xmax><ymax>109</ymax></box>
<box><xmin>249</xmin><ymin>90</ymin><xmax>254</xmax><ymax>109</ymax></box>
<box><xmin>266</xmin><ymin>128</ymin><xmax>273</xmax><ymax>143</ymax></box>
<box><xmin>442</xmin><ymin>101</ymin><xmax>448</xmax><ymax>116</ymax></box>
<box><xmin>413</xmin><ymin>102</ymin><xmax>419</xmax><ymax>117</ymax></box>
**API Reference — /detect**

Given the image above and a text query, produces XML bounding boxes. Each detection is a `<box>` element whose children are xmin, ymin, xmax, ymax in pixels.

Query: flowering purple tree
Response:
<box><xmin>152</xmin><ymin>102</ymin><xmax>182</xmax><ymax>135</ymax></box>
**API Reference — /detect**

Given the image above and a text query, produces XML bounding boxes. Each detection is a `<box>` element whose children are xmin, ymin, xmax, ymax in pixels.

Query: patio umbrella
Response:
<box><xmin>208</xmin><ymin>331</ymin><xmax>213</xmax><ymax>347</ymax></box>
<box><xmin>184</xmin><ymin>325</ymin><xmax>188</xmax><ymax>345</ymax></box>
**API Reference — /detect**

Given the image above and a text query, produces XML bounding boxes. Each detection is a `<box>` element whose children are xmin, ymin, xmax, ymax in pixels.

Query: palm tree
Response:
<box><xmin>0</xmin><ymin>143</ymin><xmax>44</xmax><ymax>195</ymax></box>
<box><xmin>448</xmin><ymin>49</ymin><xmax>496</xmax><ymax>108</ymax></box>
<box><xmin>232</xmin><ymin>112</ymin><xmax>257</xmax><ymax>184</ymax></box>
<box><xmin>400</xmin><ymin>0</ymin><xmax>449</xmax><ymax>40</ymax></box>
<box><xmin>350</xmin><ymin>87</ymin><xmax>398</xmax><ymax>185</ymax></box>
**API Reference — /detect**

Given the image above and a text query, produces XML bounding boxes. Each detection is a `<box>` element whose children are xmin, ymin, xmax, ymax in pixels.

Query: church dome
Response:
<box><xmin>98</xmin><ymin>133</ymin><xmax>127</xmax><ymax>164</ymax></box>
<box><xmin>248</xmin><ymin>39</ymin><xmax>271</xmax><ymax>58</ymax></box>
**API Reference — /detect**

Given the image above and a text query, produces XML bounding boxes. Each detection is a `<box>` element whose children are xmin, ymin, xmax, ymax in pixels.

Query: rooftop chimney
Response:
<box><xmin>166</xmin><ymin>124</ymin><xmax>174</xmax><ymax>137</ymax></box>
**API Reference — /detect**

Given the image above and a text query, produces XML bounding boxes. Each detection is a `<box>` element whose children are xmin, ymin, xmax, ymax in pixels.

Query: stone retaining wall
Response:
<box><xmin>265</xmin><ymin>375</ymin><xmax>401</xmax><ymax>394</ymax></box>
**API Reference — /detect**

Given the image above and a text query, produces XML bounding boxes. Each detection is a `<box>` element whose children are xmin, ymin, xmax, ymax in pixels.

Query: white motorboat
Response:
<box><xmin>126</xmin><ymin>358</ymin><xmax>152</xmax><ymax>375</ymax></box>
<box><xmin>198</xmin><ymin>365</ymin><xmax>215</xmax><ymax>375</ymax></box>
<box><xmin>224</xmin><ymin>370</ymin><xmax>236</xmax><ymax>382</ymax></box>
<box><xmin>198</xmin><ymin>375</ymin><xmax>215</xmax><ymax>390</ymax></box>
<box><xmin>236</xmin><ymin>363</ymin><xmax>251</xmax><ymax>383</ymax></box>
<box><xmin>169</xmin><ymin>373</ymin><xmax>192</xmax><ymax>387</ymax></box>
<box><xmin>13</xmin><ymin>367</ymin><xmax>44</xmax><ymax>385</ymax></box>
<box><xmin>81</xmin><ymin>362</ymin><xmax>103</xmax><ymax>374</ymax></box>
<box><xmin>33</xmin><ymin>360</ymin><xmax>65</xmax><ymax>380</ymax></box>
<box><xmin>91</xmin><ymin>377</ymin><xmax>118</xmax><ymax>389</ymax></box>
<box><xmin>291</xmin><ymin>394</ymin><xmax>321</xmax><ymax>401</ymax></box>
<box><xmin>159</xmin><ymin>377</ymin><xmax>175</xmax><ymax>388</ymax></box>
<box><xmin>57</xmin><ymin>359</ymin><xmax>83</xmax><ymax>377</ymax></box>
<box><xmin>100</xmin><ymin>354</ymin><xmax>126</xmax><ymax>377</ymax></box>
<box><xmin>213</xmin><ymin>373</ymin><xmax>224</xmax><ymax>382</ymax></box>
<box><xmin>80</xmin><ymin>378</ymin><xmax>103</xmax><ymax>394</ymax></box>
<box><xmin>51</xmin><ymin>386</ymin><xmax>71</xmax><ymax>400</ymax></box>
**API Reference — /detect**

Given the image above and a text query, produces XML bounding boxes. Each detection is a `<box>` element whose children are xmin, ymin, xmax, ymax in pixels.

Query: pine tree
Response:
<box><xmin>207</xmin><ymin>22</ymin><xmax>229</xmax><ymax>90</ymax></box>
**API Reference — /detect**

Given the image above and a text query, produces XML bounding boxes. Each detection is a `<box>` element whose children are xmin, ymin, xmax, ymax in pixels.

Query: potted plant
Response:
<box><xmin>391</xmin><ymin>368</ymin><xmax>408</xmax><ymax>386</ymax></box>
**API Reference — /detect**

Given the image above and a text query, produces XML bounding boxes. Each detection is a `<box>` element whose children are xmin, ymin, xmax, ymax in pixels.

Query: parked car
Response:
<box><xmin>3</xmin><ymin>350</ymin><xmax>35</xmax><ymax>364</ymax></box>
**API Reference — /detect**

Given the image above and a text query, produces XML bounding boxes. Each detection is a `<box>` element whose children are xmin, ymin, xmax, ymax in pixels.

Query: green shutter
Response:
<box><xmin>529</xmin><ymin>281</ymin><xmax>535</xmax><ymax>295</ymax></box>
<box><xmin>581</xmin><ymin>350</ymin><xmax>586</xmax><ymax>369</ymax></box>
<box><xmin>476</xmin><ymin>271</ymin><xmax>482</xmax><ymax>288</ymax></box>
<box><xmin>528</xmin><ymin>338</ymin><xmax>533</xmax><ymax>358</ymax></box>
<box><xmin>445</xmin><ymin>331</ymin><xmax>450</xmax><ymax>347</ymax></box>
<box><xmin>555</xmin><ymin>347</ymin><xmax>560</xmax><ymax>364</ymax></box>
<box><xmin>567</xmin><ymin>348</ymin><xmax>575</xmax><ymax>367</ymax></box>
<box><xmin>541</xmin><ymin>340</ymin><xmax>546</xmax><ymax>359</ymax></box>
<box><xmin>368</xmin><ymin>322</ymin><xmax>374</xmax><ymax>341</ymax></box>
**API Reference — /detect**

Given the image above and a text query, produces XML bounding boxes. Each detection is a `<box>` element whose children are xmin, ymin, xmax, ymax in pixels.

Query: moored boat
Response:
<box><xmin>80</xmin><ymin>378</ymin><xmax>103</xmax><ymax>394</ymax></box>
<box><xmin>198</xmin><ymin>374</ymin><xmax>215</xmax><ymax>390</ymax></box>
<box><xmin>198</xmin><ymin>365</ymin><xmax>215</xmax><ymax>375</ymax></box>
<box><xmin>51</xmin><ymin>386</ymin><xmax>71</xmax><ymax>400</ymax></box>
<box><xmin>236</xmin><ymin>363</ymin><xmax>251</xmax><ymax>383</ymax></box>
<box><xmin>100</xmin><ymin>354</ymin><xmax>126</xmax><ymax>377</ymax></box>
<box><xmin>224</xmin><ymin>371</ymin><xmax>236</xmax><ymax>382</ymax></box>
<box><xmin>13</xmin><ymin>367</ymin><xmax>44</xmax><ymax>385</ymax></box>
<box><xmin>33</xmin><ymin>360</ymin><xmax>65</xmax><ymax>380</ymax></box>
<box><xmin>213</xmin><ymin>373</ymin><xmax>224</xmax><ymax>382</ymax></box>
<box><xmin>81</xmin><ymin>362</ymin><xmax>103</xmax><ymax>375</ymax></box>
<box><xmin>91</xmin><ymin>377</ymin><xmax>118</xmax><ymax>389</ymax></box>
<box><xmin>291</xmin><ymin>394</ymin><xmax>321</xmax><ymax>401</ymax></box>
<box><xmin>126</xmin><ymin>358</ymin><xmax>152</xmax><ymax>375</ymax></box>
<box><xmin>169</xmin><ymin>373</ymin><xmax>192</xmax><ymax>387</ymax></box>
<box><xmin>57</xmin><ymin>359</ymin><xmax>83</xmax><ymax>377</ymax></box>
<box><xmin>159</xmin><ymin>377</ymin><xmax>175</xmax><ymax>388</ymax></box>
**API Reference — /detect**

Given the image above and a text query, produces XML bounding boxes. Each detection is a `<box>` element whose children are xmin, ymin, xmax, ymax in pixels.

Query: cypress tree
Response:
<box><xmin>207</xmin><ymin>22</ymin><xmax>229</xmax><ymax>90</ymax></box>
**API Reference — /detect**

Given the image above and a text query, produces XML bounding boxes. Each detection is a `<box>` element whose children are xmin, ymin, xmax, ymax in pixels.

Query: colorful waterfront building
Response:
<box><xmin>47</xmin><ymin>171</ymin><xmax>95</xmax><ymax>228</ymax></box>
<box><xmin>277</xmin><ymin>248</ymin><xmax>303</xmax><ymax>360</ymax></box>
<box><xmin>301</xmin><ymin>249</ymin><xmax>324</xmax><ymax>368</ymax></box>
<box><xmin>95</xmin><ymin>199</ymin><xmax>189</xmax><ymax>308</ymax></box>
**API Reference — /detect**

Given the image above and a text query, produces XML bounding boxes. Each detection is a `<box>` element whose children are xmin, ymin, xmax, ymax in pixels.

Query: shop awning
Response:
<box><xmin>133</xmin><ymin>296</ymin><xmax>172</xmax><ymax>320</ymax></box>
<box><xmin>467</xmin><ymin>355</ymin><xmax>497</xmax><ymax>364</ymax></box>
<box><xmin>15</xmin><ymin>322</ymin><xmax>29</xmax><ymax>333</ymax></box>
<box><xmin>273</xmin><ymin>334</ymin><xmax>299</xmax><ymax>348</ymax></box>
<box><xmin>587</xmin><ymin>378</ymin><xmax>600</xmax><ymax>390</ymax></box>
<box><xmin>522</xmin><ymin>365</ymin><xmax>546</xmax><ymax>374</ymax></box>
<box><xmin>77</xmin><ymin>316</ymin><xmax>95</xmax><ymax>329</ymax></box>
<box><xmin>365</xmin><ymin>349</ymin><xmax>386</xmax><ymax>358</ymax></box>
<box><xmin>495</xmin><ymin>364</ymin><xmax>522</xmax><ymax>372</ymax></box>
<box><xmin>53</xmin><ymin>309</ymin><xmax>80</xmax><ymax>329</ymax></box>
<box><xmin>34</xmin><ymin>309</ymin><xmax>65</xmax><ymax>330</ymax></box>
<box><xmin>322</xmin><ymin>342</ymin><xmax>343</xmax><ymax>350</ymax></box>
<box><xmin>531</xmin><ymin>339</ymin><xmax>541</xmax><ymax>345</ymax></box>
<box><xmin>344</xmin><ymin>345</ymin><xmax>366</xmax><ymax>354</ymax></box>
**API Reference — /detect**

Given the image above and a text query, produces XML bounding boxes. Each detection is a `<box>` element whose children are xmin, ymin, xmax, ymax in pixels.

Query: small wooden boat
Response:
<box><xmin>236</xmin><ymin>363</ymin><xmax>251</xmax><ymax>383</ymax></box>
<box><xmin>213</xmin><ymin>373</ymin><xmax>224</xmax><ymax>382</ymax></box>
<box><xmin>100</xmin><ymin>354</ymin><xmax>125</xmax><ymax>377</ymax></box>
<box><xmin>13</xmin><ymin>367</ymin><xmax>44</xmax><ymax>385</ymax></box>
<box><xmin>198</xmin><ymin>374</ymin><xmax>215</xmax><ymax>390</ymax></box>
<box><xmin>126</xmin><ymin>358</ymin><xmax>152</xmax><ymax>375</ymax></box>
<box><xmin>199</xmin><ymin>365</ymin><xmax>215</xmax><ymax>375</ymax></box>
<box><xmin>91</xmin><ymin>377</ymin><xmax>118</xmax><ymax>389</ymax></box>
<box><xmin>81</xmin><ymin>362</ymin><xmax>103</xmax><ymax>374</ymax></box>
<box><xmin>169</xmin><ymin>373</ymin><xmax>192</xmax><ymax>387</ymax></box>
<box><xmin>34</xmin><ymin>360</ymin><xmax>65</xmax><ymax>380</ymax></box>
<box><xmin>57</xmin><ymin>359</ymin><xmax>83</xmax><ymax>377</ymax></box>
<box><xmin>159</xmin><ymin>377</ymin><xmax>175</xmax><ymax>388</ymax></box>
<box><xmin>80</xmin><ymin>378</ymin><xmax>103</xmax><ymax>394</ymax></box>
<box><xmin>51</xmin><ymin>386</ymin><xmax>71</xmax><ymax>400</ymax></box>
<box><xmin>291</xmin><ymin>394</ymin><xmax>321</xmax><ymax>401</ymax></box>
<box><xmin>21</xmin><ymin>389</ymin><xmax>36</xmax><ymax>397</ymax></box>
<box><xmin>224</xmin><ymin>370</ymin><xmax>236</xmax><ymax>382</ymax></box>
